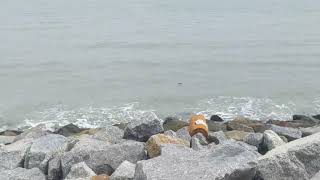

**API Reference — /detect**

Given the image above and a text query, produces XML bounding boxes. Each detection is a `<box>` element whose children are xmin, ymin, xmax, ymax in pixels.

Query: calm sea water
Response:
<box><xmin>1</xmin><ymin>0</ymin><xmax>320</xmax><ymax>129</ymax></box>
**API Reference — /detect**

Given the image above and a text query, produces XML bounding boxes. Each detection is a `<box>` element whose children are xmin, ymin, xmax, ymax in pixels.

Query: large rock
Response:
<box><xmin>92</xmin><ymin>126</ymin><xmax>124</xmax><ymax>144</ymax></box>
<box><xmin>313</xmin><ymin>114</ymin><xmax>320</xmax><ymax>120</ymax></box>
<box><xmin>61</xmin><ymin>140</ymin><xmax>145</xmax><ymax>178</ymax></box>
<box><xmin>0</xmin><ymin>130</ymin><xmax>22</xmax><ymax>136</ymax></box>
<box><xmin>0</xmin><ymin>139</ymin><xmax>33</xmax><ymax>170</ymax></box>
<box><xmin>300</xmin><ymin>125</ymin><xmax>320</xmax><ymax>137</ymax></box>
<box><xmin>124</xmin><ymin>118</ymin><xmax>164</xmax><ymax>142</ymax></box>
<box><xmin>145</xmin><ymin>134</ymin><xmax>189</xmax><ymax>158</ymax></box>
<box><xmin>262</xmin><ymin>130</ymin><xmax>285</xmax><ymax>151</ymax></box>
<box><xmin>226</xmin><ymin>121</ymin><xmax>255</xmax><ymax>132</ymax></box>
<box><xmin>0</xmin><ymin>135</ymin><xmax>15</xmax><ymax>145</ymax></box>
<box><xmin>190</xmin><ymin>133</ymin><xmax>208</xmax><ymax>151</ymax></box>
<box><xmin>244</xmin><ymin>133</ymin><xmax>264</xmax><ymax>149</ymax></box>
<box><xmin>55</xmin><ymin>123</ymin><xmax>84</xmax><ymax>137</ymax></box>
<box><xmin>207</xmin><ymin>121</ymin><xmax>227</xmax><ymax>132</ymax></box>
<box><xmin>175</xmin><ymin>127</ymin><xmax>191</xmax><ymax>142</ymax></box>
<box><xmin>24</xmin><ymin>134</ymin><xmax>67</xmax><ymax>169</ymax></box>
<box><xmin>256</xmin><ymin>132</ymin><xmax>320</xmax><ymax>180</ymax></box>
<box><xmin>207</xmin><ymin>131</ymin><xmax>227</xmax><ymax>144</ymax></box>
<box><xmin>266</xmin><ymin>124</ymin><xmax>302</xmax><ymax>141</ymax></box>
<box><xmin>110</xmin><ymin>160</ymin><xmax>136</xmax><ymax>180</ymax></box>
<box><xmin>163</xmin><ymin>130</ymin><xmax>176</xmax><ymax>137</ymax></box>
<box><xmin>209</xmin><ymin>115</ymin><xmax>224</xmax><ymax>122</ymax></box>
<box><xmin>0</xmin><ymin>167</ymin><xmax>46</xmax><ymax>180</ymax></box>
<box><xmin>48</xmin><ymin>153</ymin><xmax>63</xmax><ymax>180</ymax></box>
<box><xmin>134</xmin><ymin>141</ymin><xmax>260</xmax><ymax>180</ymax></box>
<box><xmin>163</xmin><ymin>116</ymin><xmax>188</xmax><ymax>132</ymax></box>
<box><xmin>230</xmin><ymin>117</ymin><xmax>267</xmax><ymax>133</ymax></box>
<box><xmin>14</xmin><ymin>124</ymin><xmax>52</xmax><ymax>142</ymax></box>
<box><xmin>225</xmin><ymin>130</ymin><xmax>250</xmax><ymax>141</ymax></box>
<box><xmin>65</xmin><ymin>162</ymin><xmax>96</xmax><ymax>180</ymax></box>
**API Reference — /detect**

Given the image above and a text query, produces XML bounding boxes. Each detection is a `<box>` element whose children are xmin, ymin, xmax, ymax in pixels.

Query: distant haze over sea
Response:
<box><xmin>1</xmin><ymin>0</ymin><xmax>320</xmax><ymax>129</ymax></box>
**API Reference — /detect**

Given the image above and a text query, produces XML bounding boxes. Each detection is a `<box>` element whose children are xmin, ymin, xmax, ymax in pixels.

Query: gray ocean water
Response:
<box><xmin>1</xmin><ymin>0</ymin><xmax>320</xmax><ymax>130</ymax></box>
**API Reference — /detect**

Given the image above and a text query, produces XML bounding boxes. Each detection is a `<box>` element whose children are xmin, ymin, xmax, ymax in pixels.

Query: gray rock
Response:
<box><xmin>209</xmin><ymin>115</ymin><xmax>224</xmax><ymax>122</ymax></box>
<box><xmin>267</xmin><ymin>124</ymin><xmax>302</xmax><ymax>141</ymax></box>
<box><xmin>48</xmin><ymin>153</ymin><xmax>63</xmax><ymax>180</ymax></box>
<box><xmin>207</xmin><ymin>131</ymin><xmax>227</xmax><ymax>144</ymax></box>
<box><xmin>0</xmin><ymin>139</ymin><xmax>33</xmax><ymax>170</ymax></box>
<box><xmin>163</xmin><ymin>116</ymin><xmax>189</xmax><ymax>132</ymax></box>
<box><xmin>207</xmin><ymin>121</ymin><xmax>227</xmax><ymax>132</ymax></box>
<box><xmin>110</xmin><ymin>160</ymin><xmax>136</xmax><ymax>180</ymax></box>
<box><xmin>0</xmin><ymin>130</ymin><xmax>22</xmax><ymax>136</ymax></box>
<box><xmin>0</xmin><ymin>167</ymin><xmax>46</xmax><ymax>180</ymax></box>
<box><xmin>163</xmin><ymin>130</ymin><xmax>177</xmax><ymax>137</ymax></box>
<box><xmin>311</xmin><ymin>171</ymin><xmax>320</xmax><ymax>180</ymax></box>
<box><xmin>256</xmin><ymin>132</ymin><xmax>320</xmax><ymax>180</ymax></box>
<box><xmin>263</xmin><ymin>130</ymin><xmax>285</xmax><ymax>151</ymax></box>
<box><xmin>0</xmin><ymin>135</ymin><xmax>15</xmax><ymax>145</ymax></box>
<box><xmin>92</xmin><ymin>126</ymin><xmax>124</xmax><ymax>143</ymax></box>
<box><xmin>191</xmin><ymin>133</ymin><xmax>208</xmax><ymax>150</ymax></box>
<box><xmin>55</xmin><ymin>123</ymin><xmax>83</xmax><ymax>137</ymax></box>
<box><xmin>65</xmin><ymin>162</ymin><xmax>96</xmax><ymax>180</ymax></box>
<box><xmin>175</xmin><ymin>127</ymin><xmax>191</xmax><ymax>142</ymax></box>
<box><xmin>14</xmin><ymin>124</ymin><xmax>52</xmax><ymax>142</ymax></box>
<box><xmin>24</xmin><ymin>134</ymin><xmax>67</xmax><ymax>170</ymax></box>
<box><xmin>124</xmin><ymin>118</ymin><xmax>164</xmax><ymax>142</ymax></box>
<box><xmin>61</xmin><ymin>140</ymin><xmax>145</xmax><ymax>178</ymax></box>
<box><xmin>134</xmin><ymin>141</ymin><xmax>260</xmax><ymax>180</ymax></box>
<box><xmin>244</xmin><ymin>133</ymin><xmax>264</xmax><ymax>148</ymax></box>
<box><xmin>300</xmin><ymin>125</ymin><xmax>320</xmax><ymax>137</ymax></box>
<box><xmin>313</xmin><ymin>114</ymin><xmax>320</xmax><ymax>120</ymax></box>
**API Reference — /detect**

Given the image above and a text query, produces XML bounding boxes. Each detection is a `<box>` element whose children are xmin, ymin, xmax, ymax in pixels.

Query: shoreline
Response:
<box><xmin>1</xmin><ymin>113</ymin><xmax>320</xmax><ymax>179</ymax></box>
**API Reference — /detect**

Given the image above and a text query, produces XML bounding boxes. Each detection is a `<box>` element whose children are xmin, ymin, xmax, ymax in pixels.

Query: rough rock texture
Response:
<box><xmin>0</xmin><ymin>139</ymin><xmax>33</xmax><ymax>170</ymax></box>
<box><xmin>48</xmin><ymin>153</ymin><xmax>63</xmax><ymax>180</ymax></box>
<box><xmin>0</xmin><ymin>130</ymin><xmax>22</xmax><ymax>136</ymax></box>
<box><xmin>92</xmin><ymin>126</ymin><xmax>124</xmax><ymax>144</ymax></box>
<box><xmin>61</xmin><ymin>140</ymin><xmax>145</xmax><ymax>177</ymax></box>
<box><xmin>55</xmin><ymin>123</ymin><xmax>84</xmax><ymax>137</ymax></box>
<box><xmin>14</xmin><ymin>124</ymin><xmax>52</xmax><ymax>142</ymax></box>
<box><xmin>207</xmin><ymin>131</ymin><xmax>227</xmax><ymax>144</ymax></box>
<box><xmin>163</xmin><ymin>116</ymin><xmax>188</xmax><ymax>132</ymax></box>
<box><xmin>24</xmin><ymin>134</ymin><xmax>67</xmax><ymax>169</ymax></box>
<box><xmin>65</xmin><ymin>162</ymin><xmax>96</xmax><ymax>180</ymax></box>
<box><xmin>163</xmin><ymin>130</ymin><xmax>176</xmax><ymax>137</ymax></box>
<box><xmin>0</xmin><ymin>167</ymin><xmax>46</xmax><ymax>180</ymax></box>
<box><xmin>175</xmin><ymin>127</ymin><xmax>191</xmax><ymax>142</ymax></box>
<box><xmin>145</xmin><ymin>134</ymin><xmax>189</xmax><ymax>158</ymax></box>
<box><xmin>134</xmin><ymin>142</ymin><xmax>260</xmax><ymax>180</ymax></box>
<box><xmin>225</xmin><ymin>130</ymin><xmax>250</xmax><ymax>141</ymax></box>
<box><xmin>311</xmin><ymin>171</ymin><xmax>320</xmax><ymax>180</ymax></box>
<box><xmin>110</xmin><ymin>161</ymin><xmax>136</xmax><ymax>180</ymax></box>
<box><xmin>230</xmin><ymin>117</ymin><xmax>267</xmax><ymax>133</ymax></box>
<box><xmin>244</xmin><ymin>133</ymin><xmax>264</xmax><ymax>148</ymax></box>
<box><xmin>267</xmin><ymin>124</ymin><xmax>302</xmax><ymax>141</ymax></box>
<box><xmin>191</xmin><ymin>133</ymin><xmax>208</xmax><ymax>150</ymax></box>
<box><xmin>207</xmin><ymin>121</ymin><xmax>227</xmax><ymax>132</ymax></box>
<box><xmin>0</xmin><ymin>135</ymin><xmax>15</xmax><ymax>145</ymax></box>
<box><xmin>262</xmin><ymin>130</ymin><xmax>285</xmax><ymax>151</ymax></box>
<box><xmin>124</xmin><ymin>118</ymin><xmax>164</xmax><ymax>142</ymax></box>
<box><xmin>226</xmin><ymin>121</ymin><xmax>255</xmax><ymax>132</ymax></box>
<box><xmin>209</xmin><ymin>115</ymin><xmax>224</xmax><ymax>122</ymax></box>
<box><xmin>300</xmin><ymin>125</ymin><xmax>320</xmax><ymax>137</ymax></box>
<box><xmin>256</xmin><ymin>132</ymin><xmax>320</xmax><ymax>180</ymax></box>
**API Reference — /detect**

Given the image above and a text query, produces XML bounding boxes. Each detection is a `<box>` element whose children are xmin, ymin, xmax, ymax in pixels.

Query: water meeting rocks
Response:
<box><xmin>124</xmin><ymin>118</ymin><xmax>164</xmax><ymax>142</ymax></box>
<box><xmin>256</xmin><ymin>132</ymin><xmax>320</xmax><ymax>180</ymax></box>
<box><xmin>134</xmin><ymin>141</ymin><xmax>260</xmax><ymax>180</ymax></box>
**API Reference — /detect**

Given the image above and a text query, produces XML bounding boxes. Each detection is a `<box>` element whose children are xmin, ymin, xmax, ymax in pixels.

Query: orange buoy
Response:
<box><xmin>189</xmin><ymin>114</ymin><xmax>209</xmax><ymax>137</ymax></box>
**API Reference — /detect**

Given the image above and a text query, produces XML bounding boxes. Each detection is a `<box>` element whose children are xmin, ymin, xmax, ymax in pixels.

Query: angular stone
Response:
<box><xmin>175</xmin><ymin>127</ymin><xmax>191</xmax><ymax>142</ymax></box>
<box><xmin>61</xmin><ymin>140</ymin><xmax>145</xmax><ymax>178</ymax></box>
<box><xmin>209</xmin><ymin>115</ymin><xmax>224</xmax><ymax>122</ymax></box>
<box><xmin>0</xmin><ymin>139</ymin><xmax>32</xmax><ymax>170</ymax></box>
<box><xmin>207</xmin><ymin>121</ymin><xmax>227</xmax><ymax>132</ymax></box>
<box><xmin>263</xmin><ymin>130</ymin><xmax>285</xmax><ymax>151</ymax></box>
<box><xmin>124</xmin><ymin>118</ymin><xmax>164</xmax><ymax>142</ymax></box>
<box><xmin>207</xmin><ymin>131</ymin><xmax>227</xmax><ymax>144</ymax></box>
<box><xmin>110</xmin><ymin>161</ymin><xmax>136</xmax><ymax>180</ymax></box>
<box><xmin>190</xmin><ymin>133</ymin><xmax>208</xmax><ymax>150</ymax></box>
<box><xmin>0</xmin><ymin>167</ymin><xmax>46</xmax><ymax>180</ymax></box>
<box><xmin>92</xmin><ymin>126</ymin><xmax>124</xmax><ymax>144</ymax></box>
<box><xmin>226</xmin><ymin>121</ymin><xmax>255</xmax><ymax>132</ymax></box>
<box><xmin>267</xmin><ymin>124</ymin><xmax>302</xmax><ymax>141</ymax></box>
<box><xmin>24</xmin><ymin>134</ymin><xmax>67</xmax><ymax>169</ymax></box>
<box><xmin>134</xmin><ymin>141</ymin><xmax>260</xmax><ymax>180</ymax></box>
<box><xmin>55</xmin><ymin>123</ymin><xmax>84</xmax><ymax>137</ymax></box>
<box><xmin>0</xmin><ymin>130</ymin><xmax>22</xmax><ymax>136</ymax></box>
<box><xmin>225</xmin><ymin>130</ymin><xmax>250</xmax><ymax>141</ymax></box>
<box><xmin>14</xmin><ymin>124</ymin><xmax>52</xmax><ymax>142</ymax></box>
<box><xmin>244</xmin><ymin>133</ymin><xmax>263</xmax><ymax>148</ymax></box>
<box><xmin>48</xmin><ymin>153</ymin><xmax>63</xmax><ymax>180</ymax></box>
<box><xmin>163</xmin><ymin>116</ymin><xmax>188</xmax><ymax>132</ymax></box>
<box><xmin>300</xmin><ymin>125</ymin><xmax>320</xmax><ymax>137</ymax></box>
<box><xmin>146</xmin><ymin>134</ymin><xmax>189</xmax><ymax>158</ymax></box>
<box><xmin>256</xmin><ymin>132</ymin><xmax>320</xmax><ymax>180</ymax></box>
<box><xmin>0</xmin><ymin>135</ymin><xmax>15</xmax><ymax>145</ymax></box>
<box><xmin>230</xmin><ymin>117</ymin><xmax>267</xmax><ymax>133</ymax></box>
<box><xmin>65</xmin><ymin>162</ymin><xmax>96</xmax><ymax>180</ymax></box>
